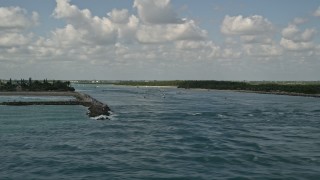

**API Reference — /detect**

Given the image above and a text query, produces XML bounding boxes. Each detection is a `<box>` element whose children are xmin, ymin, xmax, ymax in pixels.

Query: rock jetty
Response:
<box><xmin>0</xmin><ymin>91</ymin><xmax>111</xmax><ymax>120</ymax></box>
<box><xmin>73</xmin><ymin>92</ymin><xmax>111</xmax><ymax>118</ymax></box>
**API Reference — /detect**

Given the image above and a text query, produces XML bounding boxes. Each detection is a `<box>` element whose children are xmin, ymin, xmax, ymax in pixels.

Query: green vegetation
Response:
<box><xmin>0</xmin><ymin>78</ymin><xmax>75</xmax><ymax>92</ymax></box>
<box><xmin>71</xmin><ymin>80</ymin><xmax>115</xmax><ymax>84</ymax></box>
<box><xmin>177</xmin><ymin>81</ymin><xmax>320</xmax><ymax>94</ymax></box>
<box><xmin>114</xmin><ymin>80</ymin><xmax>320</xmax><ymax>95</ymax></box>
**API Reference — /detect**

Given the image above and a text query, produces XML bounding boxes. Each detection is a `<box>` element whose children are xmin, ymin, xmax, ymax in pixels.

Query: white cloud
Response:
<box><xmin>301</xmin><ymin>29</ymin><xmax>317</xmax><ymax>42</ymax></box>
<box><xmin>133</xmin><ymin>0</ymin><xmax>208</xmax><ymax>43</ymax></box>
<box><xmin>280</xmin><ymin>38</ymin><xmax>315</xmax><ymax>51</ymax></box>
<box><xmin>53</xmin><ymin>0</ymin><xmax>117</xmax><ymax>45</ymax></box>
<box><xmin>27</xmin><ymin>0</ymin><xmax>211</xmax><ymax>66</ymax></box>
<box><xmin>221</xmin><ymin>15</ymin><xmax>276</xmax><ymax>50</ymax></box>
<box><xmin>175</xmin><ymin>40</ymin><xmax>220</xmax><ymax>57</ymax></box>
<box><xmin>51</xmin><ymin>24</ymin><xmax>87</xmax><ymax>47</ymax></box>
<box><xmin>107</xmin><ymin>9</ymin><xmax>129</xmax><ymax>24</ymax></box>
<box><xmin>282</xmin><ymin>24</ymin><xmax>317</xmax><ymax>42</ymax></box>
<box><xmin>51</xmin><ymin>0</ymin><xmax>208</xmax><ymax>46</ymax></box>
<box><xmin>242</xmin><ymin>43</ymin><xmax>282</xmax><ymax>57</ymax></box>
<box><xmin>313</xmin><ymin>6</ymin><xmax>320</xmax><ymax>17</ymax></box>
<box><xmin>136</xmin><ymin>20</ymin><xmax>207</xmax><ymax>43</ymax></box>
<box><xmin>293</xmin><ymin>17</ymin><xmax>308</xmax><ymax>25</ymax></box>
<box><xmin>281</xmin><ymin>24</ymin><xmax>299</xmax><ymax>40</ymax></box>
<box><xmin>0</xmin><ymin>33</ymin><xmax>32</xmax><ymax>48</ymax></box>
<box><xmin>133</xmin><ymin>0</ymin><xmax>183</xmax><ymax>24</ymax></box>
<box><xmin>0</xmin><ymin>7</ymin><xmax>38</xmax><ymax>31</ymax></box>
<box><xmin>221</xmin><ymin>15</ymin><xmax>274</xmax><ymax>35</ymax></box>
<box><xmin>175</xmin><ymin>40</ymin><xmax>243</xmax><ymax>59</ymax></box>
<box><xmin>281</xmin><ymin>22</ymin><xmax>317</xmax><ymax>52</ymax></box>
<box><xmin>117</xmin><ymin>15</ymin><xmax>140</xmax><ymax>43</ymax></box>
<box><xmin>240</xmin><ymin>35</ymin><xmax>273</xmax><ymax>44</ymax></box>
<box><xmin>53</xmin><ymin>0</ymin><xmax>88</xmax><ymax>20</ymax></box>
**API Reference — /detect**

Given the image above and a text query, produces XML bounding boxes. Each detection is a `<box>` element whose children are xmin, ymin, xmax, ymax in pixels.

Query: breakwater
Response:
<box><xmin>0</xmin><ymin>91</ymin><xmax>110</xmax><ymax>119</ymax></box>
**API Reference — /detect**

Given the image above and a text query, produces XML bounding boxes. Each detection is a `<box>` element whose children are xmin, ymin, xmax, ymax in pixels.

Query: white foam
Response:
<box><xmin>189</xmin><ymin>113</ymin><xmax>202</xmax><ymax>116</ymax></box>
<box><xmin>91</xmin><ymin>115</ymin><xmax>109</xmax><ymax>120</ymax></box>
<box><xmin>218</xmin><ymin>114</ymin><xmax>227</xmax><ymax>118</ymax></box>
<box><xmin>108</xmin><ymin>111</ymin><xmax>119</xmax><ymax>120</ymax></box>
<box><xmin>90</xmin><ymin>111</ymin><xmax>118</xmax><ymax>121</ymax></box>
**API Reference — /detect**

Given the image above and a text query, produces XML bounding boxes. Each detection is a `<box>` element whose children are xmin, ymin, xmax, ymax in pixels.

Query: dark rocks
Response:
<box><xmin>0</xmin><ymin>91</ymin><xmax>111</xmax><ymax>120</ymax></box>
<box><xmin>87</xmin><ymin>104</ymin><xmax>110</xmax><ymax>117</ymax></box>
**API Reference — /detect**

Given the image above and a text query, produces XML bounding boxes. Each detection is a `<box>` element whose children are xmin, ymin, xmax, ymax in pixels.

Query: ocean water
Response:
<box><xmin>0</xmin><ymin>84</ymin><xmax>319</xmax><ymax>179</ymax></box>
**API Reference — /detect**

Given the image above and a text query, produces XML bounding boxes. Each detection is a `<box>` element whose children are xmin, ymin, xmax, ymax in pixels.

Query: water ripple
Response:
<box><xmin>0</xmin><ymin>85</ymin><xmax>319</xmax><ymax>179</ymax></box>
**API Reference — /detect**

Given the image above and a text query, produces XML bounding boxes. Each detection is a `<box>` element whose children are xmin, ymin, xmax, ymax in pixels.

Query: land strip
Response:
<box><xmin>113</xmin><ymin>80</ymin><xmax>320</xmax><ymax>97</ymax></box>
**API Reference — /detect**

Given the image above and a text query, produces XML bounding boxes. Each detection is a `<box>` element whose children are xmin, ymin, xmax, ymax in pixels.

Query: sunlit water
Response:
<box><xmin>0</xmin><ymin>84</ymin><xmax>319</xmax><ymax>179</ymax></box>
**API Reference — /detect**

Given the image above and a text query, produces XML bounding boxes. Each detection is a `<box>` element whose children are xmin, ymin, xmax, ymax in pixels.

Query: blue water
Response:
<box><xmin>0</xmin><ymin>85</ymin><xmax>320</xmax><ymax>179</ymax></box>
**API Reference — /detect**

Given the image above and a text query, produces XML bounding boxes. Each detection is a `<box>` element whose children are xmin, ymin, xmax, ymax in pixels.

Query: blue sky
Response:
<box><xmin>1</xmin><ymin>0</ymin><xmax>320</xmax><ymax>80</ymax></box>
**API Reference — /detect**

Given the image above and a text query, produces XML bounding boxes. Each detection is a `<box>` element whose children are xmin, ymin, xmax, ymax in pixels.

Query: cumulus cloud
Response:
<box><xmin>242</xmin><ymin>44</ymin><xmax>282</xmax><ymax>57</ymax></box>
<box><xmin>133</xmin><ymin>0</ymin><xmax>183</xmax><ymax>24</ymax></box>
<box><xmin>18</xmin><ymin>0</ymin><xmax>211</xmax><ymax>68</ymax></box>
<box><xmin>0</xmin><ymin>33</ymin><xmax>32</xmax><ymax>48</ymax></box>
<box><xmin>221</xmin><ymin>14</ymin><xmax>277</xmax><ymax>53</ymax></box>
<box><xmin>107</xmin><ymin>9</ymin><xmax>129</xmax><ymax>24</ymax></box>
<box><xmin>117</xmin><ymin>15</ymin><xmax>140</xmax><ymax>43</ymax></box>
<box><xmin>293</xmin><ymin>17</ymin><xmax>308</xmax><ymax>25</ymax></box>
<box><xmin>221</xmin><ymin>15</ymin><xmax>274</xmax><ymax>35</ymax></box>
<box><xmin>0</xmin><ymin>6</ymin><xmax>37</xmax><ymax>60</ymax></box>
<box><xmin>282</xmin><ymin>24</ymin><xmax>317</xmax><ymax>42</ymax></box>
<box><xmin>280</xmin><ymin>38</ymin><xmax>315</xmax><ymax>51</ymax></box>
<box><xmin>53</xmin><ymin>0</ymin><xmax>117</xmax><ymax>45</ymax></box>
<box><xmin>0</xmin><ymin>6</ymin><xmax>38</xmax><ymax>31</ymax></box>
<box><xmin>51</xmin><ymin>24</ymin><xmax>87</xmax><ymax>47</ymax></box>
<box><xmin>175</xmin><ymin>40</ymin><xmax>243</xmax><ymax>59</ymax></box>
<box><xmin>313</xmin><ymin>6</ymin><xmax>320</xmax><ymax>17</ymax></box>
<box><xmin>137</xmin><ymin>20</ymin><xmax>207</xmax><ymax>43</ymax></box>
<box><xmin>220</xmin><ymin>14</ymin><xmax>280</xmax><ymax>58</ymax></box>
<box><xmin>281</xmin><ymin>23</ymin><xmax>317</xmax><ymax>51</ymax></box>
<box><xmin>240</xmin><ymin>35</ymin><xmax>273</xmax><ymax>44</ymax></box>
<box><xmin>175</xmin><ymin>40</ymin><xmax>220</xmax><ymax>57</ymax></box>
<box><xmin>51</xmin><ymin>0</ymin><xmax>208</xmax><ymax>46</ymax></box>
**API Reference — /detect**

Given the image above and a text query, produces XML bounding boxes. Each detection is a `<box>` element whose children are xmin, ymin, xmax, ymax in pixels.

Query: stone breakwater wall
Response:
<box><xmin>73</xmin><ymin>92</ymin><xmax>111</xmax><ymax>117</ymax></box>
<box><xmin>0</xmin><ymin>91</ymin><xmax>111</xmax><ymax>118</ymax></box>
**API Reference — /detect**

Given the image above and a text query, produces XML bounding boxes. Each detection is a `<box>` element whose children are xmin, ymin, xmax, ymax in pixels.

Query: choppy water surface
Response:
<box><xmin>0</xmin><ymin>85</ymin><xmax>319</xmax><ymax>179</ymax></box>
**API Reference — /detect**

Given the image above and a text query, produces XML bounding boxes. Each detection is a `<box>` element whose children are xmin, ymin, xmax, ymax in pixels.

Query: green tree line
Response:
<box><xmin>0</xmin><ymin>78</ymin><xmax>75</xmax><ymax>92</ymax></box>
<box><xmin>177</xmin><ymin>81</ymin><xmax>320</xmax><ymax>94</ymax></box>
<box><xmin>114</xmin><ymin>80</ymin><xmax>320</xmax><ymax>94</ymax></box>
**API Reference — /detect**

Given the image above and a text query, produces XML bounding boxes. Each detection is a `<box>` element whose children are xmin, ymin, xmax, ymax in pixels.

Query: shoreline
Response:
<box><xmin>181</xmin><ymin>88</ymin><xmax>320</xmax><ymax>98</ymax></box>
<box><xmin>235</xmin><ymin>90</ymin><xmax>320</xmax><ymax>98</ymax></box>
<box><xmin>112</xmin><ymin>85</ymin><xmax>320</xmax><ymax>98</ymax></box>
<box><xmin>107</xmin><ymin>85</ymin><xmax>320</xmax><ymax>98</ymax></box>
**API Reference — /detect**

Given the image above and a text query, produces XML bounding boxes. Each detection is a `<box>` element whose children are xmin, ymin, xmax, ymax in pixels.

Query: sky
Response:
<box><xmin>1</xmin><ymin>0</ymin><xmax>320</xmax><ymax>80</ymax></box>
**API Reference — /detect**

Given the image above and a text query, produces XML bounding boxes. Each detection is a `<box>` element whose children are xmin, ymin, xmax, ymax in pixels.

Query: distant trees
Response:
<box><xmin>116</xmin><ymin>80</ymin><xmax>182</xmax><ymax>86</ymax></box>
<box><xmin>177</xmin><ymin>80</ymin><xmax>320</xmax><ymax>94</ymax></box>
<box><xmin>114</xmin><ymin>80</ymin><xmax>320</xmax><ymax>95</ymax></box>
<box><xmin>0</xmin><ymin>78</ymin><xmax>75</xmax><ymax>92</ymax></box>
